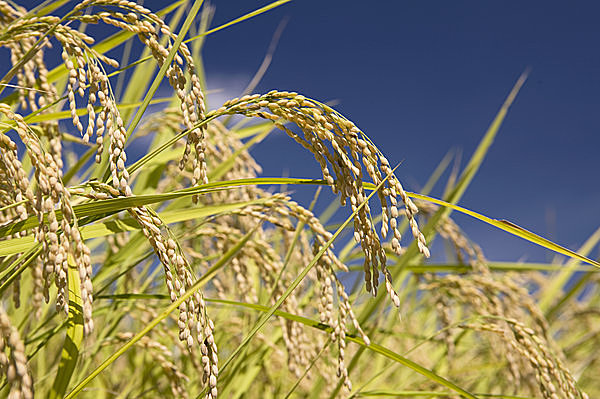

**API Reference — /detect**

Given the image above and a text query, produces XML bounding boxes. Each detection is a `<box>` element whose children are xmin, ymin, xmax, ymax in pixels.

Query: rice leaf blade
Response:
<box><xmin>49</xmin><ymin>255</ymin><xmax>84</xmax><ymax>399</ymax></box>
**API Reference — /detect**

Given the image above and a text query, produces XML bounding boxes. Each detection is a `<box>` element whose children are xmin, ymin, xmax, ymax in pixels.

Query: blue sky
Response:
<box><xmin>10</xmin><ymin>1</ymin><xmax>600</xmax><ymax>263</ymax></box>
<box><xmin>199</xmin><ymin>1</ymin><xmax>600</xmax><ymax>263</ymax></box>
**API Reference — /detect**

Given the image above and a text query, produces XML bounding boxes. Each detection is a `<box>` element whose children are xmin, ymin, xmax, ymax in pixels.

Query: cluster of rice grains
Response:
<box><xmin>1</xmin><ymin>0</ymin><xmax>206</xmax><ymax>193</ymax></box>
<box><xmin>414</xmin><ymin>202</ymin><xmax>589</xmax><ymax>399</ymax></box>
<box><xmin>0</xmin><ymin>0</ymin><xmax>214</xmax><ymax>396</ymax></box>
<box><xmin>206</xmin><ymin>91</ymin><xmax>431</xmax><ymax>294</ymax></box>
<box><xmin>86</xmin><ymin>182</ymin><xmax>218</xmax><ymax>398</ymax></box>
<box><xmin>65</xmin><ymin>0</ymin><xmax>207</xmax><ymax>193</ymax></box>
<box><xmin>0</xmin><ymin>306</ymin><xmax>32</xmax><ymax>399</ymax></box>
<box><xmin>197</xmin><ymin>193</ymin><xmax>371</xmax><ymax>392</ymax></box>
<box><xmin>465</xmin><ymin>318</ymin><xmax>588</xmax><ymax>399</ymax></box>
<box><xmin>0</xmin><ymin>103</ymin><xmax>94</xmax><ymax>336</ymax></box>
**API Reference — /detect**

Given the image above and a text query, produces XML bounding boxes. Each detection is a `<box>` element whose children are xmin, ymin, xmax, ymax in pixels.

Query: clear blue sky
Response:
<box><xmin>12</xmin><ymin>1</ymin><xmax>600</xmax><ymax>262</ymax></box>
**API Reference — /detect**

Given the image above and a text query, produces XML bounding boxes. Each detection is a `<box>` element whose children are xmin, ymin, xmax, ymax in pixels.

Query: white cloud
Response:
<box><xmin>204</xmin><ymin>72</ymin><xmax>251</xmax><ymax>111</ymax></box>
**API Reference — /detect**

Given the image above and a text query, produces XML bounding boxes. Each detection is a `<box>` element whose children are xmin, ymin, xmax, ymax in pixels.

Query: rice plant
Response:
<box><xmin>0</xmin><ymin>1</ymin><xmax>598</xmax><ymax>398</ymax></box>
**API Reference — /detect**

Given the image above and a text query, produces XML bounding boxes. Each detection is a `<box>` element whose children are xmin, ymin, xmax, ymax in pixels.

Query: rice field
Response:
<box><xmin>0</xmin><ymin>1</ymin><xmax>598</xmax><ymax>398</ymax></box>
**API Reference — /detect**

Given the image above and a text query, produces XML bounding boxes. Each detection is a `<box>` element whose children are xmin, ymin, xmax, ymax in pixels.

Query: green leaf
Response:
<box><xmin>1</xmin><ymin>177</ymin><xmax>597</xmax><ymax>270</ymax></box>
<box><xmin>406</xmin><ymin>191</ymin><xmax>600</xmax><ymax>269</ymax></box>
<box><xmin>0</xmin><ymin>177</ymin><xmax>320</xmax><ymax>240</ymax></box>
<box><xmin>0</xmin><ymin>197</ymin><xmax>278</xmax><ymax>257</ymax></box>
<box><xmin>0</xmin><ymin>245</ymin><xmax>42</xmax><ymax>297</ymax></box>
<box><xmin>542</xmin><ymin>225</ymin><xmax>600</xmax><ymax>318</ymax></box>
<box><xmin>188</xmin><ymin>0</ymin><xmax>292</xmax><ymax>40</ymax></box>
<box><xmin>49</xmin><ymin>255</ymin><xmax>84</xmax><ymax>399</ymax></box>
